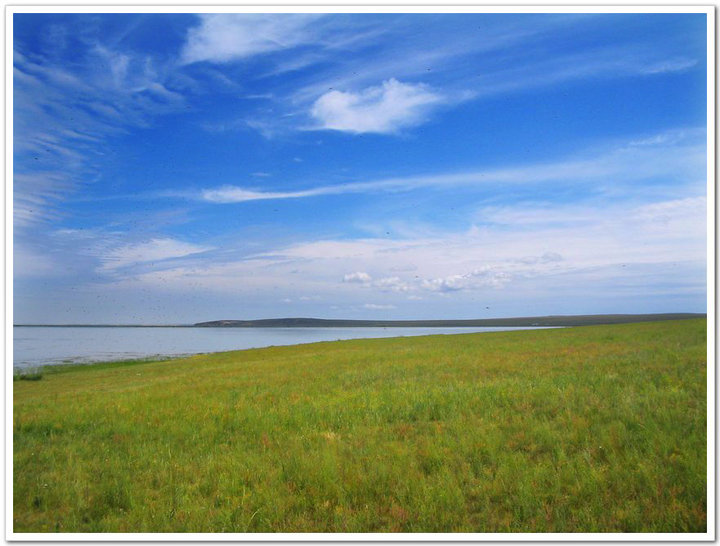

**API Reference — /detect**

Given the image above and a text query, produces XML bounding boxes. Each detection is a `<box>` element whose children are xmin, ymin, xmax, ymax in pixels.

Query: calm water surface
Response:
<box><xmin>13</xmin><ymin>326</ymin><xmax>545</xmax><ymax>369</ymax></box>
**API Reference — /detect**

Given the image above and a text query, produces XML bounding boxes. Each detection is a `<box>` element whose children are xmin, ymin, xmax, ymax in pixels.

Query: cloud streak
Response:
<box><xmin>13</xmin><ymin>37</ymin><xmax>187</xmax><ymax>229</ymax></box>
<box><xmin>98</xmin><ymin>238</ymin><xmax>213</xmax><ymax>273</ymax></box>
<box><xmin>363</xmin><ymin>303</ymin><xmax>396</xmax><ymax>310</ymax></box>
<box><xmin>180</xmin><ymin>14</ymin><xmax>325</xmax><ymax>64</ymax></box>
<box><xmin>199</xmin><ymin>129</ymin><xmax>705</xmax><ymax>204</ymax></box>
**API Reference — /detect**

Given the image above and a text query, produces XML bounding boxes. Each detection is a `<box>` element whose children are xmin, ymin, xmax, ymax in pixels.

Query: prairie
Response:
<box><xmin>13</xmin><ymin>319</ymin><xmax>707</xmax><ymax>533</ymax></box>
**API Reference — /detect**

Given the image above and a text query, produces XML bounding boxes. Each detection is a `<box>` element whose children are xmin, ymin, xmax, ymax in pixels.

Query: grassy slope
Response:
<box><xmin>13</xmin><ymin>319</ymin><xmax>707</xmax><ymax>533</ymax></box>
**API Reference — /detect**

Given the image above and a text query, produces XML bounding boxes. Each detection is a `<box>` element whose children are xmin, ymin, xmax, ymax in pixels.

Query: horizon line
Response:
<box><xmin>13</xmin><ymin>312</ymin><xmax>707</xmax><ymax>328</ymax></box>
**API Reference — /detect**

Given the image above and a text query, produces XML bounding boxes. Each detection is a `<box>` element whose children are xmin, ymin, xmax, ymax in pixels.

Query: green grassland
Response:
<box><xmin>13</xmin><ymin>319</ymin><xmax>707</xmax><ymax>533</ymax></box>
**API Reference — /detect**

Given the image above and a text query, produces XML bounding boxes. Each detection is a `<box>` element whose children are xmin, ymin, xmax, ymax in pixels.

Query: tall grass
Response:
<box><xmin>13</xmin><ymin>319</ymin><xmax>706</xmax><ymax>533</ymax></box>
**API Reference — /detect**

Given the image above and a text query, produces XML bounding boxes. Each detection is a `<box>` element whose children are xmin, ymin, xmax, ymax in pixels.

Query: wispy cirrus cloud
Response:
<box><xmin>98</xmin><ymin>238</ymin><xmax>213</xmax><ymax>273</ymax></box>
<box><xmin>461</xmin><ymin>46</ymin><xmax>700</xmax><ymax>102</ymax></box>
<box><xmin>640</xmin><ymin>58</ymin><xmax>698</xmax><ymax>74</ymax></box>
<box><xmin>180</xmin><ymin>14</ymin><xmax>325</xmax><ymax>64</ymax></box>
<box><xmin>285</xmin><ymin>14</ymin><xmax>590</xmax><ymax>105</ymax></box>
<box><xmin>477</xmin><ymin>196</ymin><xmax>707</xmax><ymax>229</ymax></box>
<box><xmin>13</xmin><ymin>40</ymin><xmax>186</xmax><ymax>229</ymax></box>
<box><xmin>14</xmin><ymin>223</ymin><xmax>214</xmax><ymax>296</ymax></box>
<box><xmin>198</xmin><ymin>128</ymin><xmax>705</xmax><ymax>203</ymax></box>
<box><xmin>234</xmin><ymin>14</ymin><xmax>703</xmax><ymax>136</ymax></box>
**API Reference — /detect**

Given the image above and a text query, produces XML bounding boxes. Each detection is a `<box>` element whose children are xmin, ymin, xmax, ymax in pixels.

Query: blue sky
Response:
<box><xmin>13</xmin><ymin>11</ymin><xmax>708</xmax><ymax>324</ymax></box>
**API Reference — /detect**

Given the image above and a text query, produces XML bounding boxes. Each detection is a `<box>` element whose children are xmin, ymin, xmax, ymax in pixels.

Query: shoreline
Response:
<box><xmin>13</xmin><ymin>317</ymin><xmax>707</xmax><ymax>373</ymax></box>
<box><xmin>14</xmin><ymin>325</ymin><xmax>555</xmax><ymax>373</ymax></box>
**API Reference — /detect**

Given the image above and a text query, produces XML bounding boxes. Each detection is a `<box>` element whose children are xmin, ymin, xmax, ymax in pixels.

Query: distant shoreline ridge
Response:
<box><xmin>15</xmin><ymin>313</ymin><xmax>706</xmax><ymax>328</ymax></box>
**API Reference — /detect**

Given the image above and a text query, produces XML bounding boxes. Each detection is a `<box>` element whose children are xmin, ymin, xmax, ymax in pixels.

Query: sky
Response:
<box><xmin>12</xmin><ymin>11</ymin><xmax>709</xmax><ymax>324</ymax></box>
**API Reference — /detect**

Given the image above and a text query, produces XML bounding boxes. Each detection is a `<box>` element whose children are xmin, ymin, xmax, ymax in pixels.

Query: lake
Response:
<box><xmin>12</xmin><ymin>326</ymin><xmax>547</xmax><ymax>369</ymax></box>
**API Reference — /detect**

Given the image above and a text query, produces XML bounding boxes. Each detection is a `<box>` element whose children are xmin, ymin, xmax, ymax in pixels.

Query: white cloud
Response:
<box><xmin>310</xmin><ymin>79</ymin><xmax>443</xmax><ymax>134</ymax></box>
<box><xmin>202</xmin><ymin>187</ymin><xmax>290</xmax><ymax>203</ymax></box>
<box><xmin>422</xmin><ymin>268</ymin><xmax>511</xmax><ymax>293</ymax></box>
<box><xmin>373</xmin><ymin>276</ymin><xmax>412</xmax><ymax>293</ymax></box>
<box><xmin>95</xmin><ymin>191</ymin><xmax>705</xmax><ymax>320</ymax></box>
<box><xmin>343</xmin><ymin>271</ymin><xmax>372</xmax><ymax>283</ymax></box>
<box><xmin>13</xmin><ymin>246</ymin><xmax>56</xmax><ymax>277</ymax></box>
<box><xmin>14</xmin><ymin>171</ymin><xmax>71</xmax><ymax>227</ymax></box>
<box><xmin>118</xmin><ymin>191</ymin><xmax>703</xmax><ymax>302</ymax></box>
<box><xmin>478</xmin><ymin>196</ymin><xmax>706</xmax><ymax>238</ymax></box>
<box><xmin>632</xmin><ymin>196</ymin><xmax>706</xmax><ymax>225</ymax></box>
<box><xmin>99</xmin><ymin>238</ymin><xmax>212</xmax><ymax>272</ymax></box>
<box><xmin>272</xmin><ymin>195</ymin><xmax>704</xmax><ymax>294</ymax></box>
<box><xmin>180</xmin><ymin>14</ymin><xmax>322</xmax><ymax>65</ymax></box>
<box><xmin>363</xmin><ymin>303</ymin><xmax>396</xmax><ymax>310</ymax></box>
<box><xmin>513</xmin><ymin>252</ymin><xmax>564</xmax><ymax>265</ymax></box>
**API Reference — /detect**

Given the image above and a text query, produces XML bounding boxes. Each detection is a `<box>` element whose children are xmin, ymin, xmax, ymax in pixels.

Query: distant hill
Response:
<box><xmin>193</xmin><ymin>313</ymin><xmax>705</xmax><ymax>328</ymax></box>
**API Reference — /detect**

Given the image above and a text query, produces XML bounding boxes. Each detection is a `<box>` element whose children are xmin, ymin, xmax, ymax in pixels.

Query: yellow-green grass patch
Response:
<box><xmin>14</xmin><ymin>319</ymin><xmax>706</xmax><ymax>533</ymax></box>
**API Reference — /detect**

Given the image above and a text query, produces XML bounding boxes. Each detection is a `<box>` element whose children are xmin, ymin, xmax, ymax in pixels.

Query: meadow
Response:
<box><xmin>13</xmin><ymin>319</ymin><xmax>707</xmax><ymax>533</ymax></box>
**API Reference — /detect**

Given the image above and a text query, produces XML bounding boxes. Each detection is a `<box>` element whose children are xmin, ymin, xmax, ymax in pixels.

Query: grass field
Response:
<box><xmin>13</xmin><ymin>319</ymin><xmax>707</xmax><ymax>533</ymax></box>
